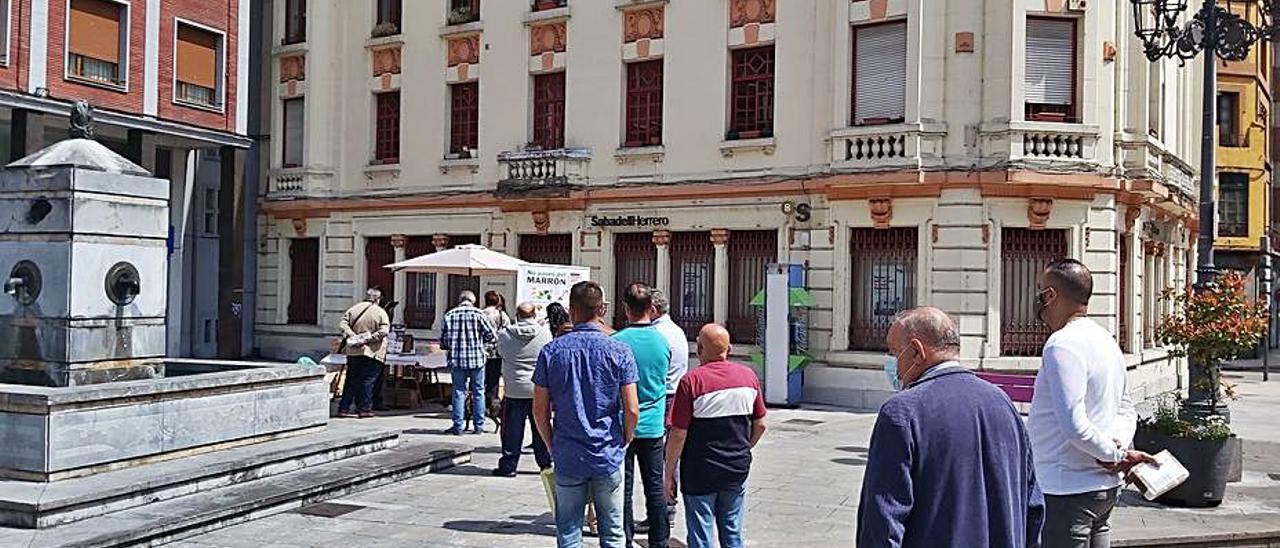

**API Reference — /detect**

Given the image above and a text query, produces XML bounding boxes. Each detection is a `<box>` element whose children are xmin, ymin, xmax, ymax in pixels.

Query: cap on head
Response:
<box><xmin>1043</xmin><ymin>258</ymin><xmax>1093</xmax><ymax>306</ymax></box>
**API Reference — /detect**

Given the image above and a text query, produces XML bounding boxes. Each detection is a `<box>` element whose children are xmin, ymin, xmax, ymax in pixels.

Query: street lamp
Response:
<box><xmin>1129</xmin><ymin>0</ymin><xmax>1280</xmax><ymax>420</ymax></box>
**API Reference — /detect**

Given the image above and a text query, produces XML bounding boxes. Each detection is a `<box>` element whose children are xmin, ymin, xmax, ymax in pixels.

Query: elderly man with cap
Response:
<box><xmin>857</xmin><ymin>306</ymin><xmax>1045</xmax><ymax>548</ymax></box>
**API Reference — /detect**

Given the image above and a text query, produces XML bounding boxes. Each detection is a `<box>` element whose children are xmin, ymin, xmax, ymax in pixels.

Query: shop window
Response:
<box><xmin>449</xmin><ymin>82</ymin><xmax>479</xmax><ymax>157</ymax></box>
<box><xmin>1000</xmin><ymin>228</ymin><xmax>1067</xmax><ymax>357</ymax></box>
<box><xmin>613</xmin><ymin>232</ymin><xmax>656</xmax><ymax>328</ymax></box>
<box><xmin>374</xmin><ymin>91</ymin><xmax>400</xmax><ymax>164</ymax></box>
<box><xmin>67</xmin><ymin>0</ymin><xmax>126</xmax><ymax>87</ymax></box>
<box><xmin>365</xmin><ymin>236</ymin><xmax>395</xmax><ymax>304</ymax></box>
<box><xmin>288</xmin><ymin>238</ymin><xmax>319</xmax><ymax>324</ymax></box>
<box><xmin>532</xmin><ymin>72</ymin><xmax>565</xmax><ymax>149</ymax></box>
<box><xmin>282</xmin><ymin>97</ymin><xmax>304</xmax><ymax>167</ymax></box>
<box><xmin>624</xmin><ymin>59</ymin><xmax>663</xmax><ymax>147</ymax></box>
<box><xmin>1024</xmin><ymin>17</ymin><xmax>1077</xmax><ymax>123</ymax></box>
<box><xmin>849</xmin><ymin>228</ymin><xmax>917</xmax><ymax>352</ymax></box>
<box><xmin>374</xmin><ymin>0</ymin><xmax>401</xmax><ymax>35</ymax></box>
<box><xmin>448</xmin><ymin>0</ymin><xmax>479</xmax><ymax>25</ymax></box>
<box><xmin>852</xmin><ymin>22</ymin><xmax>906</xmax><ymax>126</ymax></box>
<box><xmin>1218</xmin><ymin>172</ymin><xmax>1250</xmax><ymax>237</ymax></box>
<box><xmin>728</xmin><ymin>46</ymin><xmax>774</xmax><ymax>139</ymax></box>
<box><xmin>404</xmin><ymin>236</ymin><xmax>436</xmax><ymax>330</ymax></box>
<box><xmin>519</xmin><ymin>234</ymin><xmax>573</xmax><ymax>266</ymax></box>
<box><xmin>1217</xmin><ymin>92</ymin><xmax>1242</xmax><ymax>147</ymax></box>
<box><xmin>670</xmin><ymin>232</ymin><xmax>715</xmax><ymax>340</ymax></box>
<box><xmin>728</xmin><ymin>230</ymin><xmax>776</xmax><ymax>344</ymax></box>
<box><xmin>174</xmin><ymin>22</ymin><xmax>224</xmax><ymax>108</ymax></box>
<box><xmin>0</xmin><ymin>0</ymin><xmax>11</xmax><ymax>65</ymax></box>
<box><xmin>284</xmin><ymin>0</ymin><xmax>306</xmax><ymax>45</ymax></box>
<box><xmin>447</xmin><ymin>235</ymin><xmax>481</xmax><ymax>307</ymax></box>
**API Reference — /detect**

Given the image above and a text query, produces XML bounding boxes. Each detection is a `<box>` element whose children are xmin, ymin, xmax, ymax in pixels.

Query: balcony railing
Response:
<box><xmin>268</xmin><ymin>169</ymin><xmax>333</xmax><ymax>197</ymax></box>
<box><xmin>496</xmin><ymin>148</ymin><xmax>591</xmax><ymax>195</ymax></box>
<box><xmin>980</xmin><ymin>121</ymin><xmax>1100</xmax><ymax>168</ymax></box>
<box><xmin>1116</xmin><ymin>134</ymin><xmax>1197</xmax><ymax>201</ymax></box>
<box><xmin>828</xmin><ymin>123</ymin><xmax>945</xmax><ymax>171</ymax></box>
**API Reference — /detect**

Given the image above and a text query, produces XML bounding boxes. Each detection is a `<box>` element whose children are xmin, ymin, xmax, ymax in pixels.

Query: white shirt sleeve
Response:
<box><xmin>1040</xmin><ymin>343</ymin><xmax>1127</xmax><ymax>463</ymax></box>
<box><xmin>1109</xmin><ymin>381</ymin><xmax>1138</xmax><ymax>449</ymax></box>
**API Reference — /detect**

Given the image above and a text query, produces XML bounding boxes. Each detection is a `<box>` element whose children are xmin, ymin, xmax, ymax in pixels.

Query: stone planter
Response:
<box><xmin>1134</xmin><ymin>427</ymin><xmax>1242</xmax><ymax>507</ymax></box>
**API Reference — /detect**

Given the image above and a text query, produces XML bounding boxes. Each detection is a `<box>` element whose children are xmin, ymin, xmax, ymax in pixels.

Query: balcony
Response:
<box><xmin>267</xmin><ymin>168</ymin><xmax>334</xmax><ymax>198</ymax></box>
<box><xmin>1115</xmin><ymin>133</ymin><xmax>1197</xmax><ymax>201</ymax></box>
<box><xmin>496</xmin><ymin>148</ymin><xmax>591</xmax><ymax>196</ymax></box>
<box><xmin>980</xmin><ymin>121</ymin><xmax>1100</xmax><ymax>170</ymax></box>
<box><xmin>828</xmin><ymin>123</ymin><xmax>945</xmax><ymax>171</ymax></box>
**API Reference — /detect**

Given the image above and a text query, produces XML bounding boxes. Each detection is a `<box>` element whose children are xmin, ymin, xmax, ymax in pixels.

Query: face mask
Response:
<box><xmin>883</xmin><ymin>356</ymin><xmax>902</xmax><ymax>392</ymax></box>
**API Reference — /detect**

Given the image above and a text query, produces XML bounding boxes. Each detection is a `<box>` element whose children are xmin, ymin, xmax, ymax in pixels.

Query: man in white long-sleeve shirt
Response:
<box><xmin>1028</xmin><ymin>258</ymin><xmax>1154</xmax><ymax>548</ymax></box>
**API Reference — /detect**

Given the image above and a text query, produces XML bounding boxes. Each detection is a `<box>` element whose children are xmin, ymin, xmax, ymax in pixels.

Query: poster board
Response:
<box><xmin>516</xmin><ymin>263</ymin><xmax>591</xmax><ymax>319</ymax></box>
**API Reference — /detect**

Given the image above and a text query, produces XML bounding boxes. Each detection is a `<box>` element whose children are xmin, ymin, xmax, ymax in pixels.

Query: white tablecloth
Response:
<box><xmin>319</xmin><ymin>352</ymin><xmax>447</xmax><ymax>371</ymax></box>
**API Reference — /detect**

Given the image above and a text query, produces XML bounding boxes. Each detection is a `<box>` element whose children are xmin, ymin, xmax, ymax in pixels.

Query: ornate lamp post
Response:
<box><xmin>1129</xmin><ymin>0</ymin><xmax>1280</xmax><ymax>419</ymax></box>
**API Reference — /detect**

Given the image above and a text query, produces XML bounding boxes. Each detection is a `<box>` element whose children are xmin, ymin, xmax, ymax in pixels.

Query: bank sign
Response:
<box><xmin>516</xmin><ymin>263</ymin><xmax>591</xmax><ymax>320</ymax></box>
<box><xmin>588</xmin><ymin>215</ymin><xmax>670</xmax><ymax>227</ymax></box>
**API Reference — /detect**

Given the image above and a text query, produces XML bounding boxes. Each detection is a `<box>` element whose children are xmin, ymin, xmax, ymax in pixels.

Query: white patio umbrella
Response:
<box><xmin>384</xmin><ymin>244</ymin><xmax>526</xmax><ymax>276</ymax></box>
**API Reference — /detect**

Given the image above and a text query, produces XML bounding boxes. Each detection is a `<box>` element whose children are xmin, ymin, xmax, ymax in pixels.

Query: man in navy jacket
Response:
<box><xmin>857</xmin><ymin>307</ymin><xmax>1044</xmax><ymax>548</ymax></box>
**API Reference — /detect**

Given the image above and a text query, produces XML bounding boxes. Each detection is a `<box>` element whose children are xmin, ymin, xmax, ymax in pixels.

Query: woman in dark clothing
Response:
<box><xmin>545</xmin><ymin>302</ymin><xmax>573</xmax><ymax>338</ymax></box>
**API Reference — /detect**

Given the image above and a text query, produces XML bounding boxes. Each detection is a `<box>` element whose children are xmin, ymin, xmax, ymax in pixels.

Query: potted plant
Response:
<box><xmin>1139</xmin><ymin>270</ymin><xmax>1267</xmax><ymax>507</ymax></box>
<box><xmin>370</xmin><ymin>22</ymin><xmax>400</xmax><ymax>38</ymax></box>
<box><xmin>448</xmin><ymin>5</ymin><xmax>476</xmax><ymax>25</ymax></box>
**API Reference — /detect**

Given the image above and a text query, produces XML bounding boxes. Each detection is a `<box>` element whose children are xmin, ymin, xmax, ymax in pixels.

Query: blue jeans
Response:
<box><xmin>624</xmin><ymin>437</ymin><xmax>669</xmax><ymax>547</ymax></box>
<box><xmin>683</xmin><ymin>485</ymin><xmax>746</xmax><ymax>548</ymax></box>
<box><xmin>450</xmin><ymin>367</ymin><xmax>485</xmax><ymax>431</ymax></box>
<box><xmin>555</xmin><ymin>468</ymin><xmax>625</xmax><ymax>548</ymax></box>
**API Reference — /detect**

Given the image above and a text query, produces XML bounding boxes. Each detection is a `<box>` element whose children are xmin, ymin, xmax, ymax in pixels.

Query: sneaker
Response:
<box><xmin>443</xmin><ymin>427</ymin><xmax>464</xmax><ymax>436</ymax></box>
<box><xmin>491</xmin><ymin>469</ymin><xmax>517</xmax><ymax>478</ymax></box>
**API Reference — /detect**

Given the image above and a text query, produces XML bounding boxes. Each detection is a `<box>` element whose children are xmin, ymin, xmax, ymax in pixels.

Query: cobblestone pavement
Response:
<box><xmin>177</xmin><ymin>371</ymin><xmax>1280</xmax><ymax>548</ymax></box>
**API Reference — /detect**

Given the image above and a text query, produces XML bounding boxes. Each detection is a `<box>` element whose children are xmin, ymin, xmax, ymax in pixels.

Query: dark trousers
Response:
<box><xmin>372</xmin><ymin>362</ymin><xmax>387</xmax><ymax>409</ymax></box>
<box><xmin>484</xmin><ymin>358</ymin><xmax>502</xmax><ymax>406</ymax></box>
<box><xmin>1043</xmin><ymin>487</ymin><xmax>1121</xmax><ymax>548</ymax></box>
<box><xmin>624</xmin><ymin>436</ymin><xmax>669</xmax><ymax>548</ymax></box>
<box><xmin>666</xmin><ymin>393</ymin><xmax>678</xmax><ymax>510</ymax></box>
<box><xmin>338</xmin><ymin>355</ymin><xmax>381</xmax><ymax>413</ymax></box>
<box><xmin>495</xmin><ymin>397</ymin><xmax>551</xmax><ymax>474</ymax></box>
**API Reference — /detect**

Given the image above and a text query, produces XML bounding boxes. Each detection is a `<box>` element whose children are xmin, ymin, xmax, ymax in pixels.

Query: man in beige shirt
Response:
<box><xmin>337</xmin><ymin>287</ymin><xmax>391</xmax><ymax>418</ymax></box>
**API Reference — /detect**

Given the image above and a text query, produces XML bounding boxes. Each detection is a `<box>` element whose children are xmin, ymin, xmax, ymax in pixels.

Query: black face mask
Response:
<box><xmin>1035</xmin><ymin>288</ymin><xmax>1053</xmax><ymax>324</ymax></box>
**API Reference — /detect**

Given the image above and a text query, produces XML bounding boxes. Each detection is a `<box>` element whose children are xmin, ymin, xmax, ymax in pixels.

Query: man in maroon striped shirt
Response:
<box><xmin>663</xmin><ymin>324</ymin><xmax>767</xmax><ymax>548</ymax></box>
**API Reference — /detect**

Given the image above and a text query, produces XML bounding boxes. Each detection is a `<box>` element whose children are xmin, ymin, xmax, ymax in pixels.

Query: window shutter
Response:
<box><xmin>1024</xmin><ymin>18</ymin><xmax>1075</xmax><ymax>106</ymax></box>
<box><xmin>176</xmin><ymin>25</ymin><xmax>219</xmax><ymax>89</ymax></box>
<box><xmin>853</xmin><ymin>23</ymin><xmax>907</xmax><ymax>125</ymax></box>
<box><xmin>69</xmin><ymin>0</ymin><xmax>121</xmax><ymax>63</ymax></box>
<box><xmin>283</xmin><ymin>98</ymin><xmax>304</xmax><ymax>167</ymax></box>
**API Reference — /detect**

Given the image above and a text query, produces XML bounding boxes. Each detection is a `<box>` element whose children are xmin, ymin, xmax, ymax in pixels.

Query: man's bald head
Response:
<box><xmin>888</xmin><ymin>307</ymin><xmax>961</xmax><ymax>360</ymax></box>
<box><xmin>515</xmin><ymin>302</ymin><xmax>537</xmax><ymax>320</ymax></box>
<box><xmin>697</xmin><ymin>323</ymin><xmax>732</xmax><ymax>363</ymax></box>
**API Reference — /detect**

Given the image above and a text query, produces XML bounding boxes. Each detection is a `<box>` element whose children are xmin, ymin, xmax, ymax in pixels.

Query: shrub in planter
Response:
<box><xmin>1134</xmin><ymin>396</ymin><xmax>1240</xmax><ymax>507</ymax></box>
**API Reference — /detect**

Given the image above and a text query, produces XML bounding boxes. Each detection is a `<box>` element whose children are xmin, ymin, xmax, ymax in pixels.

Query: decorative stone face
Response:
<box><xmin>433</xmin><ymin>234</ymin><xmax>450</xmax><ymax>250</ymax></box>
<box><xmin>869</xmin><ymin>198</ymin><xmax>893</xmax><ymax>228</ymax></box>
<box><xmin>448</xmin><ymin>35</ymin><xmax>480</xmax><ymax>66</ymax></box>
<box><xmin>710</xmin><ymin>229</ymin><xmax>730</xmax><ymax>245</ymax></box>
<box><xmin>1028</xmin><ymin>197</ymin><xmax>1054</xmax><ymax>229</ymax></box>
<box><xmin>624</xmin><ymin>7</ymin><xmax>664</xmax><ymax>42</ymax></box>
<box><xmin>390</xmin><ymin>234</ymin><xmax>407</xmax><ymax>248</ymax></box>
<box><xmin>530</xmin><ymin>23</ymin><xmax>567</xmax><ymax>56</ymax></box>
<box><xmin>730</xmin><ymin>0</ymin><xmax>774</xmax><ymax>27</ymax></box>
<box><xmin>1125</xmin><ymin>206</ymin><xmax>1142</xmax><ymax>234</ymax></box>
<box><xmin>652</xmin><ymin>229</ymin><xmax>671</xmax><ymax>246</ymax></box>
<box><xmin>371</xmin><ymin>45</ymin><xmax>402</xmax><ymax>76</ymax></box>
<box><xmin>292</xmin><ymin>218</ymin><xmax>307</xmax><ymax>236</ymax></box>
<box><xmin>532</xmin><ymin>211</ymin><xmax>551</xmax><ymax>234</ymax></box>
<box><xmin>279</xmin><ymin>54</ymin><xmax>306</xmax><ymax>82</ymax></box>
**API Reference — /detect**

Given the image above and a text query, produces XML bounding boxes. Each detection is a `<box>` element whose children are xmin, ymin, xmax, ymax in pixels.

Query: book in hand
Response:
<box><xmin>1128</xmin><ymin>450</ymin><xmax>1190</xmax><ymax>501</ymax></box>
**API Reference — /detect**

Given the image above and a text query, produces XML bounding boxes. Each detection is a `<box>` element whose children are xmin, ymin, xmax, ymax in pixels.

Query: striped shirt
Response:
<box><xmin>670</xmin><ymin>360</ymin><xmax>766</xmax><ymax>496</ymax></box>
<box><xmin>439</xmin><ymin>303</ymin><xmax>498</xmax><ymax>369</ymax></box>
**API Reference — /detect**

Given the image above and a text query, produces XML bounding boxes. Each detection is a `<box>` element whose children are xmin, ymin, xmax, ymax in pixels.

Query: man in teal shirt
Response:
<box><xmin>613</xmin><ymin>282</ymin><xmax>671</xmax><ymax>548</ymax></box>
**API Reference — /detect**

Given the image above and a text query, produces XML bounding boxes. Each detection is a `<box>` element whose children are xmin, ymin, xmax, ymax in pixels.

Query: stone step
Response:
<box><xmin>0</xmin><ymin>439</ymin><xmax>470</xmax><ymax>548</ymax></box>
<box><xmin>0</xmin><ymin>423</ymin><xmax>401</xmax><ymax>529</ymax></box>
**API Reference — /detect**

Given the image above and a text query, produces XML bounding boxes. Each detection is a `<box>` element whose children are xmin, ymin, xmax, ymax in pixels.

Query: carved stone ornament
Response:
<box><xmin>710</xmin><ymin>229</ymin><xmax>730</xmax><ymax>246</ymax></box>
<box><xmin>730</xmin><ymin>0</ymin><xmax>775</xmax><ymax>27</ymax></box>
<box><xmin>292</xmin><ymin>218</ymin><xmax>306</xmax><ymax>237</ymax></box>
<box><xmin>530</xmin><ymin>23</ymin><xmax>567</xmax><ymax>56</ymax></box>
<box><xmin>1124</xmin><ymin>206</ymin><xmax>1142</xmax><ymax>234</ymax></box>
<box><xmin>652</xmin><ymin>229</ymin><xmax>671</xmax><ymax>246</ymax></box>
<box><xmin>1027</xmin><ymin>197</ymin><xmax>1053</xmax><ymax>229</ymax></box>
<box><xmin>532</xmin><ymin>211</ymin><xmax>551</xmax><ymax>235</ymax></box>
<box><xmin>371</xmin><ymin>44</ymin><xmax>402</xmax><ymax>77</ymax></box>
<box><xmin>448</xmin><ymin>36</ymin><xmax>480</xmax><ymax>67</ymax></box>
<box><xmin>624</xmin><ymin>6</ymin><xmax>664</xmax><ymax>42</ymax></box>
<box><xmin>280</xmin><ymin>54</ymin><xmax>306</xmax><ymax>82</ymax></box>
<box><xmin>69</xmin><ymin>101</ymin><xmax>95</xmax><ymax>140</ymax></box>
<box><xmin>955</xmin><ymin>32</ymin><xmax>974</xmax><ymax>53</ymax></box>
<box><xmin>390</xmin><ymin>234</ymin><xmax>407</xmax><ymax>248</ymax></box>
<box><xmin>432</xmin><ymin>234</ymin><xmax>450</xmax><ymax>250</ymax></box>
<box><xmin>869</xmin><ymin>198</ymin><xmax>892</xmax><ymax>229</ymax></box>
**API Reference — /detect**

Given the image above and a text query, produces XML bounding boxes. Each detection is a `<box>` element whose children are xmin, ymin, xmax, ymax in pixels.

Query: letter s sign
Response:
<box><xmin>795</xmin><ymin>203</ymin><xmax>812</xmax><ymax>223</ymax></box>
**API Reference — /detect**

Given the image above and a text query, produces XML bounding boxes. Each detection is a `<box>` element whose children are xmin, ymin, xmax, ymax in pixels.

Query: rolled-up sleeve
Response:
<box><xmin>856</xmin><ymin>405</ymin><xmax>915</xmax><ymax>548</ymax></box>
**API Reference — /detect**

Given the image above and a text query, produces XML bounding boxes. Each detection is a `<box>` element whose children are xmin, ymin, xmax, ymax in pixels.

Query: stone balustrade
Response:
<box><xmin>496</xmin><ymin>148</ymin><xmax>592</xmax><ymax>195</ymax></box>
<box><xmin>828</xmin><ymin>123</ymin><xmax>945</xmax><ymax>171</ymax></box>
<box><xmin>980</xmin><ymin>121</ymin><xmax>1101</xmax><ymax>169</ymax></box>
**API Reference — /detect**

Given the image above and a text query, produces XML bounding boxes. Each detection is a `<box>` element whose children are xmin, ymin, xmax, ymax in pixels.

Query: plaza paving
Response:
<box><xmin>173</xmin><ymin>369</ymin><xmax>1280</xmax><ymax>548</ymax></box>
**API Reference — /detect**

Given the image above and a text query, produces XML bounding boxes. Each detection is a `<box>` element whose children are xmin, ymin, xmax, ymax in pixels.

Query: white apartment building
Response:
<box><xmin>257</xmin><ymin>0</ymin><xmax>1201</xmax><ymax>408</ymax></box>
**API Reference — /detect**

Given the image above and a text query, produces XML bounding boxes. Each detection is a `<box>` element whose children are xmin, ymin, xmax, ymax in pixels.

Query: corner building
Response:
<box><xmin>259</xmin><ymin>0</ymin><xmax>1201</xmax><ymax>408</ymax></box>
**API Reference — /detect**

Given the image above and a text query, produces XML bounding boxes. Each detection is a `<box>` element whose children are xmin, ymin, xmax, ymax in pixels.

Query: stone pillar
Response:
<box><xmin>391</xmin><ymin>234</ymin><xmax>407</xmax><ymax>323</ymax></box>
<box><xmin>125</xmin><ymin>129</ymin><xmax>157</xmax><ymax>173</ymax></box>
<box><xmin>433</xmin><ymin>234</ymin><xmax>450</xmax><ymax>321</ymax></box>
<box><xmin>711</xmin><ymin>229</ymin><xmax>730</xmax><ymax>325</ymax></box>
<box><xmin>653</xmin><ymin>230</ymin><xmax>671</xmax><ymax>295</ymax></box>
<box><xmin>9</xmin><ymin>109</ymin><xmax>46</xmax><ymax>162</ymax></box>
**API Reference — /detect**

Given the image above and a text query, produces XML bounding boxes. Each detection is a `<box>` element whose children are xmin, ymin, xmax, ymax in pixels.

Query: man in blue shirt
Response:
<box><xmin>534</xmin><ymin>281</ymin><xmax>640</xmax><ymax>548</ymax></box>
<box><xmin>613</xmin><ymin>283</ymin><xmax>671</xmax><ymax>548</ymax></box>
<box><xmin>440</xmin><ymin>290</ymin><xmax>498</xmax><ymax>435</ymax></box>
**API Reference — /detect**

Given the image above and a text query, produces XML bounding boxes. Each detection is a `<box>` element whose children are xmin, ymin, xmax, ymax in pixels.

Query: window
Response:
<box><xmin>67</xmin><ymin>0</ymin><xmax>125</xmax><ymax>87</ymax></box>
<box><xmin>175</xmin><ymin>22</ymin><xmax>224</xmax><ymax>109</ymax></box>
<box><xmin>852</xmin><ymin>22</ymin><xmax>907</xmax><ymax>126</ymax></box>
<box><xmin>404</xmin><ymin>236</ymin><xmax>436</xmax><ymax>330</ymax></box>
<box><xmin>202</xmin><ymin>187</ymin><xmax>218</xmax><ymax>236</ymax></box>
<box><xmin>449</xmin><ymin>82</ymin><xmax>479</xmax><ymax>157</ymax></box>
<box><xmin>1000</xmin><ymin>228</ymin><xmax>1067</xmax><ymax>357</ymax></box>
<box><xmin>1218</xmin><ymin>172</ymin><xmax>1250</xmax><ymax>237</ymax></box>
<box><xmin>282</xmin><ymin>98</ymin><xmax>304</xmax><ymax>168</ymax></box>
<box><xmin>365</xmin><ymin>237</ymin><xmax>395</xmax><ymax>304</ymax></box>
<box><xmin>532</xmin><ymin>73</ymin><xmax>565</xmax><ymax>149</ymax></box>
<box><xmin>728</xmin><ymin>230</ymin><xmax>776</xmax><ymax>344</ymax></box>
<box><xmin>624</xmin><ymin>60</ymin><xmax>663</xmax><ymax>147</ymax></box>
<box><xmin>519</xmin><ymin>234</ymin><xmax>573</xmax><ymax>265</ymax></box>
<box><xmin>729</xmin><ymin>46</ymin><xmax>775</xmax><ymax>139</ymax></box>
<box><xmin>288</xmin><ymin>238</ymin><xmax>319</xmax><ymax>324</ymax></box>
<box><xmin>1024</xmin><ymin>17</ymin><xmax>1076</xmax><ymax>123</ymax></box>
<box><xmin>1217</xmin><ymin>92</ymin><xmax>1242</xmax><ymax>147</ymax></box>
<box><xmin>532</xmin><ymin>0</ymin><xmax>566</xmax><ymax>12</ymax></box>
<box><xmin>849</xmin><ymin>228</ymin><xmax>917</xmax><ymax>351</ymax></box>
<box><xmin>613</xmin><ymin>232</ymin><xmax>656</xmax><ymax>328</ymax></box>
<box><xmin>375</xmin><ymin>0</ymin><xmax>401</xmax><ymax>33</ymax></box>
<box><xmin>670</xmin><ymin>232</ymin><xmax>715</xmax><ymax>340</ymax></box>
<box><xmin>1119</xmin><ymin>237</ymin><xmax>1130</xmax><ymax>351</ymax></box>
<box><xmin>1147</xmin><ymin>62</ymin><xmax>1162</xmax><ymax>137</ymax></box>
<box><xmin>447</xmin><ymin>235</ymin><xmax>482</xmax><ymax>307</ymax></box>
<box><xmin>0</xmin><ymin>0</ymin><xmax>11</xmax><ymax>65</ymax></box>
<box><xmin>374</xmin><ymin>91</ymin><xmax>401</xmax><ymax>164</ymax></box>
<box><xmin>448</xmin><ymin>0</ymin><xmax>479</xmax><ymax>25</ymax></box>
<box><xmin>284</xmin><ymin>0</ymin><xmax>306</xmax><ymax>45</ymax></box>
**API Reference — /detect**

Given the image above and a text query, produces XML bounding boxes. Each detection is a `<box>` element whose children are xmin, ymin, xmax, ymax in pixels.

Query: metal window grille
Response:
<box><xmin>284</xmin><ymin>0</ymin><xmax>306</xmax><ymax>44</ymax></box>
<box><xmin>1119</xmin><ymin>237</ymin><xmax>1129</xmax><ymax>351</ymax></box>
<box><xmin>450</xmin><ymin>82</ymin><xmax>479</xmax><ymax>155</ymax></box>
<box><xmin>624</xmin><ymin>60</ymin><xmax>663</xmax><ymax>147</ymax></box>
<box><xmin>613</xmin><ymin>232</ymin><xmax>657</xmax><ymax>328</ymax></box>
<box><xmin>447</xmin><ymin>235</ymin><xmax>481</xmax><ymax>305</ymax></box>
<box><xmin>849</xmin><ymin>228</ymin><xmax>917</xmax><ymax>351</ymax></box>
<box><xmin>1143</xmin><ymin>250</ymin><xmax>1154</xmax><ymax>349</ymax></box>
<box><xmin>376</xmin><ymin>0</ymin><xmax>401</xmax><ymax>28</ymax></box>
<box><xmin>1024</xmin><ymin>17</ymin><xmax>1077</xmax><ymax>122</ymax></box>
<box><xmin>1218</xmin><ymin>172</ymin><xmax>1250</xmax><ymax>237</ymax></box>
<box><xmin>519</xmin><ymin>234</ymin><xmax>573</xmax><ymax>265</ymax></box>
<box><xmin>729</xmin><ymin>46</ymin><xmax>774</xmax><ymax>139</ymax></box>
<box><xmin>728</xmin><ymin>230</ymin><xmax>776</xmax><ymax>344</ymax></box>
<box><xmin>404</xmin><ymin>237</ymin><xmax>436</xmax><ymax>330</ymax></box>
<box><xmin>365</xmin><ymin>237</ymin><xmax>396</xmax><ymax>303</ymax></box>
<box><xmin>288</xmin><ymin>238</ymin><xmax>319</xmax><ymax>324</ymax></box>
<box><xmin>670</xmin><ymin>232</ymin><xmax>715</xmax><ymax>340</ymax></box>
<box><xmin>532</xmin><ymin>73</ymin><xmax>566</xmax><ymax>149</ymax></box>
<box><xmin>68</xmin><ymin>53</ymin><xmax>120</xmax><ymax>85</ymax></box>
<box><xmin>1000</xmin><ymin>228</ymin><xmax>1067</xmax><ymax>357</ymax></box>
<box><xmin>375</xmin><ymin>92</ymin><xmax>401</xmax><ymax>163</ymax></box>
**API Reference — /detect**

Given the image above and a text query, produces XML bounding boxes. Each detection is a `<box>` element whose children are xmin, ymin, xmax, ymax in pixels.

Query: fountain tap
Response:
<box><xmin>4</xmin><ymin>277</ymin><xmax>22</xmax><ymax>296</ymax></box>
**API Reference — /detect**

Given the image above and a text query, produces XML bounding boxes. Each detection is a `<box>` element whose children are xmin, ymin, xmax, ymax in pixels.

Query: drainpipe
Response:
<box><xmin>240</xmin><ymin>0</ymin><xmax>266</xmax><ymax>357</ymax></box>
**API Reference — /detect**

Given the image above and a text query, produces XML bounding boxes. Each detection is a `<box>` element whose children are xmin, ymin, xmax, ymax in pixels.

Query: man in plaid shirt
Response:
<box><xmin>440</xmin><ymin>290</ymin><xmax>499</xmax><ymax>435</ymax></box>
